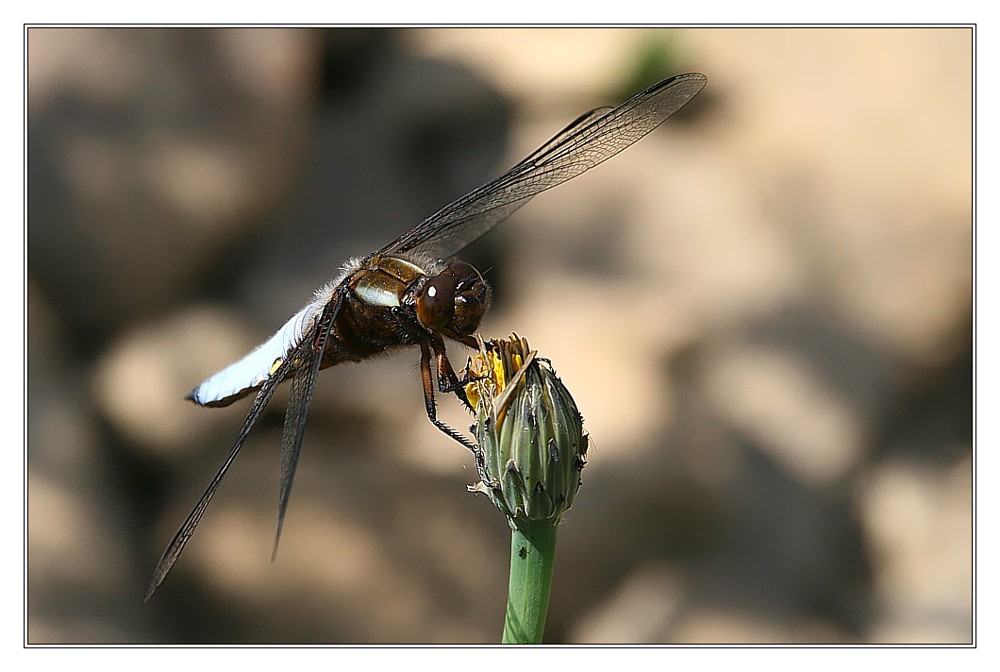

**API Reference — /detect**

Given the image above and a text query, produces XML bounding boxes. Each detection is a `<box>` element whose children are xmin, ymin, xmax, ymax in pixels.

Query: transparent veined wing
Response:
<box><xmin>381</xmin><ymin>72</ymin><xmax>707</xmax><ymax>261</ymax></box>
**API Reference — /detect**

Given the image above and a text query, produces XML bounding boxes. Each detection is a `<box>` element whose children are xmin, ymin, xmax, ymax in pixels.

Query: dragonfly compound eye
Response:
<box><xmin>416</xmin><ymin>272</ymin><xmax>458</xmax><ymax>331</ymax></box>
<box><xmin>448</xmin><ymin>262</ymin><xmax>491</xmax><ymax>337</ymax></box>
<box><xmin>416</xmin><ymin>262</ymin><xmax>490</xmax><ymax>335</ymax></box>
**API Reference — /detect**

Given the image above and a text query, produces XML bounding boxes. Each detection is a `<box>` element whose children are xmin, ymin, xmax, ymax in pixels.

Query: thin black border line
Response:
<box><xmin>22</xmin><ymin>22</ymin><xmax>979</xmax><ymax>29</ymax></box>
<box><xmin>23</xmin><ymin>23</ymin><xmax>978</xmax><ymax>649</ymax></box>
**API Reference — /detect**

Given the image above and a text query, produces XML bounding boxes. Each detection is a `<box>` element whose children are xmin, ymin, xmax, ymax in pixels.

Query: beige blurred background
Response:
<box><xmin>26</xmin><ymin>27</ymin><xmax>972</xmax><ymax>644</ymax></box>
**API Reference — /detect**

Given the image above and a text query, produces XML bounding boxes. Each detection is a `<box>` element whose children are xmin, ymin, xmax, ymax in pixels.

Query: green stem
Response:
<box><xmin>502</xmin><ymin>518</ymin><xmax>558</xmax><ymax>644</ymax></box>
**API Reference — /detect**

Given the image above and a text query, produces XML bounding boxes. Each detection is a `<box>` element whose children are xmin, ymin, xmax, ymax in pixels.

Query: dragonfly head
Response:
<box><xmin>416</xmin><ymin>261</ymin><xmax>491</xmax><ymax>339</ymax></box>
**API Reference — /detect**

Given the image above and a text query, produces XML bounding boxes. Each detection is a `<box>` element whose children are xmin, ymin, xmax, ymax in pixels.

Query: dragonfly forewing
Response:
<box><xmin>384</xmin><ymin>72</ymin><xmax>707</xmax><ymax>261</ymax></box>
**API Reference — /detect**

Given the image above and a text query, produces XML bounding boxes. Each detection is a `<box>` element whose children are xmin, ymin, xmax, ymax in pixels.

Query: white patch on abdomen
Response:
<box><xmin>188</xmin><ymin>294</ymin><xmax>328</xmax><ymax>406</ymax></box>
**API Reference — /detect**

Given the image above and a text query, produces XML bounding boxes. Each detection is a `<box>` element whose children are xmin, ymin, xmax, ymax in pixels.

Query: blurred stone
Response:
<box><xmin>28</xmin><ymin>286</ymin><xmax>152</xmax><ymax>642</ymax></box>
<box><xmin>860</xmin><ymin>456</ymin><xmax>972</xmax><ymax>643</ymax></box>
<box><xmin>569</xmin><ymin>562</ymin><xmax>848</xmax><ymax>643</ymax></box>
<box><xmin>700</xmin><ymin>340</ymin><xmax>865</xmax><ymax>486</ymax></box>
<box><xmin>669</xmin><ymin>606</ymin><xmax>846</xmax><ymax>644</ymax></box>
<box><xmin>92</xmin><ymin>306</ymin><xmax>258</xmax><ymax>458</ymax></box>
<box><xmin>569</xmin><ymin>562</ymin><xmax>684</xmax><ymax>643</ymax></box>
<box><xmin>28</xmin><ymin>27</ymin><xmax>322</xmax><ymax>339</ymax></box>
<box><xmin>147</xmin><ymin>428</ymin><xmax>507</xmax><ymax>643</ymax></box>
<box><xmin>408</xmin><ymin>27</ymin><xmax>657</xmax><ymax>103</ymax></box>
<box><xmin>28</xmin><ymin>472</ymin><xmax>135</xmax><ymax>624</ymax></box>
<box><xmin>690</xmin><ymin>27</ymin><xmax>971</xmax><ymax>368</ymax></box>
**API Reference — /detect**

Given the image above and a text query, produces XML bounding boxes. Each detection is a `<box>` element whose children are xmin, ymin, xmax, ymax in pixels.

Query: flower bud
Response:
<box><xmin>465</xmin><ymin>334</ymin><xmax>588</xmax><ymax>523</ymax></box>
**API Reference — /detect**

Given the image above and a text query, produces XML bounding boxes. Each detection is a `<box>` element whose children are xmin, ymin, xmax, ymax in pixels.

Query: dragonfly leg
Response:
<box><xmin>432</xmin><ymin>339</ymin><xmax>476</xmax><ymax>411</ymax></box>
<box><xmin>419</xmin><ymin>339</ymin><xmax>494</xmax><ymax>487</ymax></box>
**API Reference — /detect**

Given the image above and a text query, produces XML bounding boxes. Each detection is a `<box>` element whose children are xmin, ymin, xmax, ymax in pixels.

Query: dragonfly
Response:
<box><xmin>144</xmin><ymin>72</ymin><xmax>708</xmax><ymax>603</ymax></box>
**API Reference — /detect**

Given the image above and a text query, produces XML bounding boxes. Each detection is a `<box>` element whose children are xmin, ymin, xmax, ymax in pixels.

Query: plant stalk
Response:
<box><xmin>502</xmin><ymin>518</ymin><xmax>558</xmax><ymax>644</ymax></box>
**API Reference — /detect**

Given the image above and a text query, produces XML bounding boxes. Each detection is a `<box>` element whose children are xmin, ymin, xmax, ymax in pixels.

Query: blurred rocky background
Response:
<box><xmin>26</xmin><ymin>27</ymin><xmax>972</xmax><ymax>644</ymax></box>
